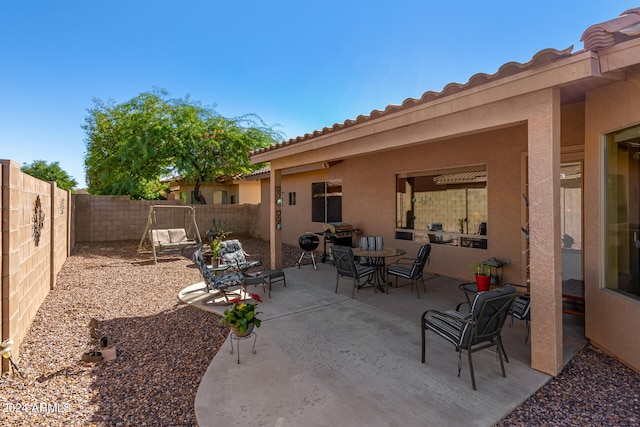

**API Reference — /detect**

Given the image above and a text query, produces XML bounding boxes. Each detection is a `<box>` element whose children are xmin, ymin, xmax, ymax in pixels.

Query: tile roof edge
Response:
<box><xmin>249</xmin><ymin>45</ymin><xmax>574</xmax><ymax>158</ymax></box>
<box><xmin>581</xmin><ymin>8</ymin><xmax>640</xmax><ymax>51</ymax></box>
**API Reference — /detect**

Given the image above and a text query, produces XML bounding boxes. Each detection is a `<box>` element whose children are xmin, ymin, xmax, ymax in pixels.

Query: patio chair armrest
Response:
<box><xmin>421</xmin><ymin>309</ymin><xmax>472</xmax><ymax>325</ymax></box>
<box><xmin>392</xmin><ymin>257</ymin><xmax>415</xmax><ymax>265</ymax></box>
<box><xmin>245</xmin><ymin>252</ymin><xmax>261</xmax><ymax>264</ymax></box>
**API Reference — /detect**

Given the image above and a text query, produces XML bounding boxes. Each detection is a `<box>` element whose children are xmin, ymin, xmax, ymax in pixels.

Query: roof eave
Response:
<box><xmin>251</xmin><ymin>48</ymin><xmax>606</xmax><ymax>164</ymax></box>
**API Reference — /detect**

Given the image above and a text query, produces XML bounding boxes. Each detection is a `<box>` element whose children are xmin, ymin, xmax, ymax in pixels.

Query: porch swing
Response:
<box><xmin>136</xmin><ymin>205</ymin><xmax>202</xmax><ymax>264</ymax></box>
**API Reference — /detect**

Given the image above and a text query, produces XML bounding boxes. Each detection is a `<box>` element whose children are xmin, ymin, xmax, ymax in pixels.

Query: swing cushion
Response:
<box><xmin>151</xmin><ymin>228</ymin><xmax>195</xmax><ymax>248</ymax></box>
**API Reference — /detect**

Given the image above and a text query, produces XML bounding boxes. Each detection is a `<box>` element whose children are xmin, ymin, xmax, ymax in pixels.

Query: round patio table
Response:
<box><xmin>351</xmin><ymin>247</ymin><xmax>406</xmax><ymax>292</ymax></box>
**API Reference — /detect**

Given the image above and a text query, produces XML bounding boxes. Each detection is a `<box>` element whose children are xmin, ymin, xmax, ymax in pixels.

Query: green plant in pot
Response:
<box><xmin>470</xmin><ymin>262</ymin><xmax>491</xmax><ymax>292</ymax></box>
<box><xmin>206</xmin><ymin>219</ymin><xmax>231</xmax><ymax>266</ymax></box>
<box><xmin>218</xmin><ymin>293</ymin><xmax>263</xmax><ymax>337</ymax></box>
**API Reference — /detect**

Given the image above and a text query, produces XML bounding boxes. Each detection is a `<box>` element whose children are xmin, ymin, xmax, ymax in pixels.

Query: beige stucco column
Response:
<box><xmin>269</xmin><ymin>168</ymin><xmax>283</xmax><ymax>270</ymax></box>
<box><xmin>528</xmin><ymin>88</ymin><xmax>563</xmax><ymax>376</ymax></box>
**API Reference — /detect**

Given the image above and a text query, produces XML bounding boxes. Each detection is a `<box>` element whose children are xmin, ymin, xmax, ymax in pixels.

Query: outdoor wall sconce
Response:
<box><xmin>275</xmin><ymin>186</ymin><xmax>282</xmax><ymax>205</ymax></box>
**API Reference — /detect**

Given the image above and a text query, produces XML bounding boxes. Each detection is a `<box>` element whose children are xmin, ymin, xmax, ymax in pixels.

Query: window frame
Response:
<box><xmin>312</xmin><ymin>180</ymin><xmax>342</xmax><ymax>223</ymax></box>
<box><xmin>395</xmin><ymin>165</ymin><xmax>488</xmax><ymax>248</ymax></box>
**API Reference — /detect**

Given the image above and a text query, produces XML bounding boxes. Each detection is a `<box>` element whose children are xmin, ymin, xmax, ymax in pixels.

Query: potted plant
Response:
<box><xmin>470</xmin><ymin>262</ymin><xmax>491</xmax><ymax>292</ymax></box>
<box><xmin>205</xmin><ymin>219</ymin><xmax>231</xmax><ymax>267</ymax></box>
<box><xmin>457</xmin><ymin>218</ymin><xmax>466</xmax><ymax>234</ymax></box>
<box><xmin>218</xmin><ymin>293</ymin><xmax>263</xmax><ymax>337</ymax></box>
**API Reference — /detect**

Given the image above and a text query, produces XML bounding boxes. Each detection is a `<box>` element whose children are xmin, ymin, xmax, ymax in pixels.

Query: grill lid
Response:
<box><xmin>324</xmin><ymin>223</ymin><xmax>354</xmax><ymax>233</ymax></box>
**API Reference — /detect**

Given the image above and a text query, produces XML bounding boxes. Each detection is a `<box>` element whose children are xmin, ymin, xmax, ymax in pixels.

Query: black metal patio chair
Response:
<box><xmin>421</xmin><ymin>285</ymin><xmax>516</xmax><ymax>390</ymax></box>
<box><xmin>331</xmin><ymin>245</ymin><xmax>376</xmax><ymax>298</ymax></box>
<box><xmin>509</xmin><ymin>294</ymin><xmax>531</xmax><ymax>342</ymax></box>
<box><xmin>386</xmin><ymin>243</ymin><xmax>431</xmax><ymax>298</ymax></box>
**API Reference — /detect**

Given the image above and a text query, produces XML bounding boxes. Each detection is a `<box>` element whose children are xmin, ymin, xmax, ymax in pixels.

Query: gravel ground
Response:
<box><xmin>497</xmin><ymin>343</ymin><xmax>640</xmax><ymax>426</ymax></box>
<box><xmin>1</xmin><ymin>237</ymin><xmax>638</xmax><ymax>426</ymax></box>
<box><xmin>0</xmin><ymin>236</ymin><xmax>302</xmax><ymax>427</ymax></box>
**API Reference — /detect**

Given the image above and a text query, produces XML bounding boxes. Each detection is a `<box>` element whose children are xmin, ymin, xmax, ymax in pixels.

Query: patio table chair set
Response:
<box><xmin>193</xmin><ymin>239</ymin><xmax>285</xmax><ymax>304</ymax></box>
<box><xmin>332</xmin><ymin>243</ymin><xmax>432</xmax><ymax>298</ymax></box>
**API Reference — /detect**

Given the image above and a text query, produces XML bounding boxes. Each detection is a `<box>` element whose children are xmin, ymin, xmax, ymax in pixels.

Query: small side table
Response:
<box><xmin>229</xmin><ymin>331</ymin><xmax>257</xmax><ymax>364</ymax></box>
<box><xmin>246</xmin><ymin>270</ymin><xmax>286</xmax><ymax>298</ymax></box>
<box><xmin>459</xmin><ymin>282</ymin><xmax>478</xmax><ymax>304</ymax></box>
<box><xmin>483</xmin><ymin>258</ymin><xmax>505</xmax><ymax>285</ymax></box>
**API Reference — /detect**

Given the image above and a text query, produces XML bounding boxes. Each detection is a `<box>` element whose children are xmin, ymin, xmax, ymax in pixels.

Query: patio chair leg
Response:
<box><xmin>500</xmin><ymin>340</ymin><xmax>509</xmax><ymax>363</ymax></box>
<box><xmin>415</xmin><ymin>279</ymin><xmax>421</xmax><ymax>299</ymax></box>
<box><xmin>498</xmin><ymin>338</ymin><xmax>507</xmax><ymax>378</ymax></box>
<box><xmin>468</xmin><ymin>350</ymin><xmax>477</xmax><ymax>391</ymax></box>
<box><xmin>421</xmin><ymin>321</ymin><xmax>427</xmax><ymax>363</ymax></box>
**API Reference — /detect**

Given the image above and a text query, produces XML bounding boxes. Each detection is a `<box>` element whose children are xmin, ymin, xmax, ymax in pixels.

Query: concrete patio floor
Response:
<box><xmin>180</xmin><ymin>262</ymin><xmax>586</xmax><ymax>427</ymax></box>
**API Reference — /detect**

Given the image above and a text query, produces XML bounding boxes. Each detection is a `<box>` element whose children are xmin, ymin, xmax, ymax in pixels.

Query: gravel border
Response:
<box><xmin>1</xmin><ymin>237</ymin><xmax>638</xmax><ymax>426</ymax></box>
<box><xmin>0</xmin><ymin>237</ymin><xmax>302</xmax><ymax>426</ymax></box>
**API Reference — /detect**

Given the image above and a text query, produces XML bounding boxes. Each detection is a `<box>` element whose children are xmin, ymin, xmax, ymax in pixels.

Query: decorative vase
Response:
<box><xmin>475</xmin><ymin>274</ymin><xmax>491</xmax><ymax>292</ymax></box>
<box><xmin>232</xmin><ymin>323</ymin><xmax>254</xmax><ymax>337</ymax></box>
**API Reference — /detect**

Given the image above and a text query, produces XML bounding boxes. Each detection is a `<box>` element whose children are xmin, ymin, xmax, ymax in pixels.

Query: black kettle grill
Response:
<box><xmin>297</xmin><ymin>234</ymin><xmax>319</xmax><ymax>269</ymax></box>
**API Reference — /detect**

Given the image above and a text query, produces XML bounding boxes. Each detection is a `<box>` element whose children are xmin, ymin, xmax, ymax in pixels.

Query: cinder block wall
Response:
<box><xmin>0</xmin><ymin>160</ymin><xmax>71</xmax><ymax>372</ymax></box>
<box><xmin>194</xmin><ymin>204</ymin><xmax>261</xmax><ymax>240</ymax></box>
<box><xmin>73</xmin><ymin>194</ymin><xmax>261</xmax><ymax>243</ymax></box>
<box><xmin>0</xmin><ymin>174</ymin><xmax>259</xmax><ymax>373</ymax></box>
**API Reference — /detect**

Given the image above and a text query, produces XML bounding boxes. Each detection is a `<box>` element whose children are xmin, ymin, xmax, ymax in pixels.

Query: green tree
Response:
<box><xmin>21</xmin><ymin>160</ymin><xmax>78</xmax><ymax>191</ymax></box>
<box><xmin>83</xmin><ymin>89</ymin><xmax>281</xmax><ymax>201</ymax></box>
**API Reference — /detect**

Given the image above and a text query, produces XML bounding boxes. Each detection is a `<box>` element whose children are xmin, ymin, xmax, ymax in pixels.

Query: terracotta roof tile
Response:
<box><xmin>249</xmin><ymin>46</ymin><xmax>573</xmax><ymax>159</ymax></box>
<box><xmin>581</xmin><ymin>8</ymin><xmax>640</xmax><ymax>51</ymax></box>
<box><xmin>250</xmin><ymin>8</ymin><xmax>640</xmax><ymax>159</ymax></box>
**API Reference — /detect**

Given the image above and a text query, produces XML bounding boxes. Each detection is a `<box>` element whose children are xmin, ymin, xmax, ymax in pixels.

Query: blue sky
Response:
<box><xmin>1</xmin><ymin>2</ymin><xmax>636</xmax><ymax>188</ymax></box>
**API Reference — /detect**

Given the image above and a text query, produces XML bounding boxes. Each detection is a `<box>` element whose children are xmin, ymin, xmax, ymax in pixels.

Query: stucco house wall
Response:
<box><xmin>584</xmin><ymin>70</ymin><xmax>640</xmax><ymax>370</ymax></box>
<box><xmin>258</xmin><ymin>169</ymin><xmax>329</xmax><ymax>244</ymax></box>
<box><xmin>251</xmin><ymin>11</ymin><xmax>640</xmax><ymax>375</ymax></box>
<box><xmin>334</xmin><ymin>125</ymin><xmax>528</xmax><ymax>285</ymax></box>
<box><xmin>166</xmin><ymin>179</ymin><xmax>260</xmax><ymax>205</ymax></box>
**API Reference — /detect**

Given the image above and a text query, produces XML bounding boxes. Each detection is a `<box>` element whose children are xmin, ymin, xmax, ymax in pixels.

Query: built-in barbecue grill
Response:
<box><xmin>323</xmin><ymin>222</ymin><xmax>356</xmax><ymax>244</ymax></box>
<box><xmin>316</xmin><ymin>223</ymin><xmax>360</xmax><ymax>262</ymax></box>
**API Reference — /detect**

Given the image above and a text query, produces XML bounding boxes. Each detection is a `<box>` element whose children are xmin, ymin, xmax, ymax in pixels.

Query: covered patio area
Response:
<box><xmin>185</xmin><ymin>262</ymin><xmax>586</xmax><ymax>426</ymax></box>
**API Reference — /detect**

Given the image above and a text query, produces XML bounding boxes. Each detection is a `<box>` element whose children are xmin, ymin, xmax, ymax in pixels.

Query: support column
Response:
<box><xmin>269</xmin><ymin>168</ymin><xmax>282</xmax><ymax>270</ymax></box>
<box><xmin>528</xmin><ymin>88</ymin><xmax>563</xmax><ymax>375</ymax></box>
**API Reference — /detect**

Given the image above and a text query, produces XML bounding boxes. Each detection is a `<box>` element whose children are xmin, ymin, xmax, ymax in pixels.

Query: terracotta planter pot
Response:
<box><xmin>475</xmin><ymin>274</ymin><xmax>491</xmax><ymax>292</ymax></box>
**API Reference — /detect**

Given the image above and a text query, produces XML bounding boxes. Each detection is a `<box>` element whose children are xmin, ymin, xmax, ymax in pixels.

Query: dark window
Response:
<box><xmin>605</xmin><ymin>125</ymin><xmax>640</xmax><ymax>299</ymax></box>
<box><xmin>288</xmin><ymin>192</ymin><xmax>296</xmax><ymax>205</ymax></box>
<box><xmin>312</xmin><ymin>180</ymin><xmax>342</xmax><ymax>223</ymax></box>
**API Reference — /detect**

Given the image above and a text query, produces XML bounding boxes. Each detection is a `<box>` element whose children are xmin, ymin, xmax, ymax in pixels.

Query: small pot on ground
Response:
<box><xmin>82</xmin><ymin>350</ymin><xmax>103</xmax><ymax>363</ymax></box>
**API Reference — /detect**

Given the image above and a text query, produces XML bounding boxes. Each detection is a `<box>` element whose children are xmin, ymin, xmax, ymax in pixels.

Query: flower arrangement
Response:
<box><xmin>218</xmin><ymin>293</ymin><xmax>263</xmax><ymax>336</ymax></box>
